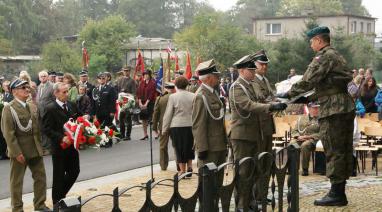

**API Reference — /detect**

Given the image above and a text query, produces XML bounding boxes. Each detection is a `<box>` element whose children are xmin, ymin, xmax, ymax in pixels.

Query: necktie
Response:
<box><xmin>63</xmin><ymin>103</ymin><xmax>68</xmax><ymax>113</ymax></box>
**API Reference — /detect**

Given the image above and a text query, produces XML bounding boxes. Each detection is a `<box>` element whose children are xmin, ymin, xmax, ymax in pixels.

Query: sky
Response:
<box><xmin>203</xmin><ymin>0</ymin><xmax>382</xmax><ymax>36</ymax></box>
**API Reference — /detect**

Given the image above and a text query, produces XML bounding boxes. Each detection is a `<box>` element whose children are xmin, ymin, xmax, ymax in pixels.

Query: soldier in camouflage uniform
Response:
<box><xmin>229</xmin><ymin>55</ymin><xmax>287</xmax><ymax>212</ymax></box>
<box><xmin>290</xmin><ymin>103</ymin><xmax>320</xmax><ymax>176</ymax></box>
<box><xmin>278</xmin><ymin>26</ymin><xmax>355</xmax><ymax>206</ymax></box>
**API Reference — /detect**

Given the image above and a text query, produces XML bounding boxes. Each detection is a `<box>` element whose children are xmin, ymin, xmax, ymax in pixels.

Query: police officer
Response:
<box><xmin>152</xmin><ymin>82</ymin><xmax>175</xmax><ymax>170</ymax></box>
<box><xmin>229</xmin><ymin>55</ymin><xmax>287</xmax><ymax>211</ymax></box>
<box><xmin>278</xmin><ymin>26</ymin><xmax>355</xmax><ymax>206</ymax></box>
<box><xmin>1</xmin><ymin>79</ymin><xmax>51</xmax><ymax>212</ymax></box>
<box><xmin>192</xmin><ymin>60</ymin><xmax>227</xmax><ymax>182</ymax></box>
<box><xmin>290</xmin><ymin>103</ymin><xmax>320</xmax><ymax>176</ymax></box>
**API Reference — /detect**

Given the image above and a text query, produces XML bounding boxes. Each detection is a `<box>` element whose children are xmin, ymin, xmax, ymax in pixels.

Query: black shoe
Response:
<box><xmin>35</xmin><ymin>206</ymin><xmax>52</xmax><ymax>212</ymax></box>
<box><xmin>140</xmin><ymin>135</ymin><xmax>148</xmax><ymax>140</ymax></box>
<box><xmin>314</xmin><ymin>183</ymin><xmax>348</xmax><ymax>206</ymax></box>
<box><xmin>0</xmin><ymin>155</ymin><xmax>9</xmax><ymax>160</ymax></box>
<box><xmin>302</xmin><ymin>168</ymin><xmax>309</xmax><ymax>176</ymax></box>
<box><xmin>186</xmin><ymin>168</ymin><xmax>193</xmax><ymax>178</ymax></box>
<box><xmin>126</xmin><ymin>136</ymin><xmax>131</xmax><ymax>141</ymax></box>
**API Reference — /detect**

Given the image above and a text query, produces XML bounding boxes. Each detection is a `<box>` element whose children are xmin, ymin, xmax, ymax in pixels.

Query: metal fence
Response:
<box><xmin>55</xmin><ymin>144</ymin><xmax>300</xmax><ymax>212</ymax></box>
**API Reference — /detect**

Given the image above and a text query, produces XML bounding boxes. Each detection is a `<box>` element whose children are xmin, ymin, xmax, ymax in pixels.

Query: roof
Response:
<box><xmin>123</xmin><ymin>37</ymin><xmax>177</xmax><ymax>50</ymax></box>
<box><xmin>0</xmin><ymin>55</ymin><xmax>41</xmax><ymax>61</ymax></box>
<box><xmin>252</xmin><ymin>14</ymin><xmax>377</xmax><ymax>21</ymax></box>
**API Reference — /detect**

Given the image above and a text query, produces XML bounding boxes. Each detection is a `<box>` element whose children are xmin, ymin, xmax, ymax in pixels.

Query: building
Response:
<box><xmin>253</xmin><ymin>14</ymin><xmax>377</xmax><ymax>42</ymax></box>
<box><xmin>0</xmin><ymin>55</ymin><xmax>41</xmax><ymax>79</ymax></box>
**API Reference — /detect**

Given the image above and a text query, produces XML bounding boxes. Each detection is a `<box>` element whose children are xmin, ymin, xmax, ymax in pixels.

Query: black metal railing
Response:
<box><xmin>55</xmin><ymin>144</ymin><xmax>300</xmax><ymax>212</ymax></box>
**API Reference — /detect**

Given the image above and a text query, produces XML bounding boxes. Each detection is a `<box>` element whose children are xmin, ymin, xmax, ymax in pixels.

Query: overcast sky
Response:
<box><xmin>203</xmin><ymin>0</ymin><xmax>382</xmax><ymax>36</ymax></box>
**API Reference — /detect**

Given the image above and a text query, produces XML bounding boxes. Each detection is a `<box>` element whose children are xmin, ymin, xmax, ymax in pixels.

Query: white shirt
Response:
<box><xmin>15</xmin><ymin>98</ymin><xmax>27</xmax><ymax>108</ymax></box>
<box><xmin>255</xmin><ymin>74</ymin><xmax>265</xmax><ymax>81</ymax></box>
<box><xmin>56</xmin><ymin>99</ymin><xmax>67</xmax><ymax>110</ymax></box>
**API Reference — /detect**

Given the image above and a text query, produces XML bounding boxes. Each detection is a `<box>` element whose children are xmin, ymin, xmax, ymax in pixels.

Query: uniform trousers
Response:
<box><xmin>159</xmin><ymin>133</ymin><xmax>170</xmax><ymax>170</ymax></box>
<box><xmin>96</xmin><ymin>113</ymin><xmax>113</xmax><ymax>128</ymax></box>
<box><xmin>52</xmin><ymin>147</ymin><xmax>80</xmax><ymax>204</ymax></box>
<box><xmin>10</xmin><ymin>157</ymin><xmax>47</xmax><ymax>212</ymax></box>
<box><xmin>319</xmin><ymin>112</ymin><xmax>355</xmax><ymax>184</ymax></box>
<box><xmin>119</xmin><ymin>111</ymin><xmax>132</xmax><ymax>138</ymax></box>
<box><xmin>291</xmin><ymin>139</ymin><xmax>317</xmax><ymax>170</ymax></box>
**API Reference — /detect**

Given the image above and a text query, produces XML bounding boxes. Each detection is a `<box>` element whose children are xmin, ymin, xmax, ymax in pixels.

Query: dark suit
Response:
<box><xmin>42</xmin><ymin>100</ymin><xmax>81</xmax><ymax>204</ymax></box>
<box><xmin>3</xmin><ymin>92</ymin><xmax>14</xmax><ymax>102</ymax></box>
<box><xmin>81</xmin><ymin>81</ymin><xmax>95</xmax><ymax>116</ymax></box>
<box><xmin>93</xmin><ymin>84</ymin><xmax>117</xmax><ymax>127</ymax></box>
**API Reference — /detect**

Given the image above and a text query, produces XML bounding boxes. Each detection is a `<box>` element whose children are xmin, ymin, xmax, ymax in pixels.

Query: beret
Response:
<box><xmin>306</xmin><ymin>26</ymin><xmax>330</xmax><ymax>40</ymax></box>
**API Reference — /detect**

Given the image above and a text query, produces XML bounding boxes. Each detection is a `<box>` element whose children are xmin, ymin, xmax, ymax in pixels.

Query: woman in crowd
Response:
<box><xmin>359</xmin><ymin>77</ymin><xmax>378</xmax><ymax>113</ymax></box>
<box><xmin>162</xmin><ymin>76</ymin><xmax>195</xmax><ymax>175</ymax></box>
<box><xmin>19</xmin><ymin>70</ymin><xmax>37</xmax><ymax>102</ymax></box>
<box><xmin>63</xmin><ymin>73</ymin><xmax>78</xmax><ymax>103</ymax></box>
<box><xmin>77</xmin><ymin>83</ymin><xmax>92</xmax><ymax>117</ymax></box>
<box><xmin>137</xmin><ymin>70</ymin><xmax>156</xmax><ymax>140</ymax></box>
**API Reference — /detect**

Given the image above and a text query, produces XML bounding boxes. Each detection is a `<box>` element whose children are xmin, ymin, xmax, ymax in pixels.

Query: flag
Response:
<box><xmin>166</xmin><ymin>42</ymin><xmax>172</xmax><ymax>53</ymax></box>
<box><xmin>185</xmin><ymin>51</ymin><xmax>192</xmax><ymax>80</ymax></box>
<box><xmin>175</xmin><ymin>54</ymin><xmax>179</xmax><ymax>72</ymax></box>
<box><xmin>134</xmin><ymin>50</ymin><xmax>145</xmax><ymax>80</ymax></box>
<box><xmin>166</xmin><ymin>51</ymin><xmax>171</xmax><ymax>82</ymax></box>
<box><xmin>82</xmin><ymin>41</ymin><xmax>89</xmax><ymax>69</ymax></box>
<box><xmin>156</xmin><ymin>57</ymin><xmax>164</xmax><ymax>93</ymax></box>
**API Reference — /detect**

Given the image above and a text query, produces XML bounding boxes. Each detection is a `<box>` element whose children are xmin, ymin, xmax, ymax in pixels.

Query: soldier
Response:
<box><xmin>152</xmin><ymin>82</ymin><xmax>176</xmax><ymax>171</ymax></box>
<box><xmin>55</xmin><ymin>72</ymin><xmax>64</xmax><ymax>83</ymax></box>
<box><xmin>290</xmin><ymin>103</ymin><xmax>320</xmax><ymax>176</ymax></box>
<box><xmin>1</xmin><ymin>79</ymin><xmax>51</xmax><ymax>212</ymax></box>
<box><xmin>229</xmin><ymin>55</ymin><xmax>287</xmax><ymax>211</ymax></box>
<box><xmin>48</xmin><ymin>71</ymin><xmax>56</xmax><ymax>83</ymax></box>
<box><xmin>192</xmin><ymin>59</ymin><xmax>227</xmax><ymax>183</ymax></box>
<box><xmin>277</xmin><ymin>26</ymin><xmax>355</xmax><ymax>206</ymax></box>
<box><xmin>187</xmin><ymin>76</ymin><xmax>199</xmax><ymax>93</ymax></box>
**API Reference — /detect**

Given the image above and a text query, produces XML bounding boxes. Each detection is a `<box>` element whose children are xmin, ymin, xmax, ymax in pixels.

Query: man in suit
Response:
<box><xmin>116</xmin><ymin>67</ymin><xmax>136</xmax><ymax>140</ymax></box>
<box><xmin>192</xmin><ymin>59</ymin><xmax>227</xmax><ymax>184</ymax></box>
<box><xmin>1</xmin><ymin>79</ymin><xmax>51</xmax><ymax>212</ymax></box>
<box><xmin>152</xmin><ymin>82</ymin><xmax>175</xmax><ymax>170</ymax></box>
<box><xmin>42</xmin><ymin>82</ymin><xmax>81</xmax><ymax>205</ymax></box>
<box><xmin>1</xmin><ymin>80</ymin><xmax>13</xmax><ymax>159</ymax></box>
<box><xmin>2</xmin><ymin>80</ymin><xmax>14</xmax><ymax>102</ymax></box>
<box><xmin>228</xmin><ymin>67</ymin><xmax>238</xmax><ymax>83</ymax></box>
<box><xmin>36</xmin><ymin>70</ymin><xmax>55</xmax><ymax>154</ymax></box>
<box><xmin>229</xmin><ymin>55</ymin><xmax>287</xmax><ymax>211</ymax></box>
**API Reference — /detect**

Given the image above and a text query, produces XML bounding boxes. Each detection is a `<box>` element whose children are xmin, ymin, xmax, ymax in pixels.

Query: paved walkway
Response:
<box><xmin>2</xmin><ymin>161</ymin><xmax>382</xmax><ymax>211</ymax></box>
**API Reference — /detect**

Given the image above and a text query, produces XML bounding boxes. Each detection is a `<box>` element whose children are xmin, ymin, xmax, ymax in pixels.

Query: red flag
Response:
<box><xmin>82</xmin><ymin>47</ymin><xmax>89</xmax><ymax>69</ymax></box>
<box><xmin>134</xmin><ymin>50</ymin><xmax>145</xmax><ymax>80</ymax></box>
<box><xmin>185</xmin><ymin>51</ymin><xmax>192</xmax><ymax>80</ymax></box>
<box><xmin>175</xmin><ymin>54</ymin><xmax>180</xmax><ymax>71</ymax></box>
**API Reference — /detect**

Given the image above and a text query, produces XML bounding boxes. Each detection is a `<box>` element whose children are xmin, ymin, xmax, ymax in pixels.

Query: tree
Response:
<box><xmin>41</xmin><ymin>41</ymin><xmax>82</xmax><ymax>73</ymax></box>
<box><xmin>88</xmin><ymin>54</ymin><xmax>107</xmax><ymax>78</ymax></box>
<box><xmin>339</xmin><ymin>0</ymin><xmax>369</xmax><ymax>16</ymax></box>
<box><xmin>277</xmin><ymin>0</ymin><xmax>343</xmax><ymax>16</ymax></box>
<box><xmin>78</xmin><ymin>15</ymin><xmax>136</xmax><ymax>72</ymax></box>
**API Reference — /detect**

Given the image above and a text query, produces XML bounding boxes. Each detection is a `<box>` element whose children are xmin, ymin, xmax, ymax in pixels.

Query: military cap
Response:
<box><xmin>190</xmin><ymin>75</ymin><xmax>199</xmax><ymax>81</ymax></box>
<box><xmin>195</xmin><ymin>59</ymin><xmax>220</xmax><ymax>76</ymax></box>
<box><xmin>253</xmin><ymin>49</ymin><xmax>270</xmax><ymax>64</ymax></box>
<box><xmin>306</xmin><ymin>26</ymin><xmax>330</xmax><ymax>40</ymax></box>
<box><xmin>56</xmin><ymin>72</ymin><xmax>64</xmax><ymax>77</ymax></box>
<box><xmin>97</xmin><ymin>72</ymin><xmax>106</xmax><ymax>79</ymax></box>
<box><xmin>164</xmin><ymin>82</ymin><xmax>175</xmax><ymax>89</ymax></box>
<box><xmin>10</xmin><ymin>78</ymin><xmax>28</xmax><ymax>91</ymax></box>
<box><xmin>233</xmin><ymin>55</ymin><xmax>256</xmax><ymax>69</ymax></box>
<box><xmin>79</xmin><ymin>70</ymin><xmax>88</xmax><ymax>76</ymax></box>
<box><xmin>48</xmin><ymin>71</ymin><xmax>56</xmax><ymax>76</ymax></box>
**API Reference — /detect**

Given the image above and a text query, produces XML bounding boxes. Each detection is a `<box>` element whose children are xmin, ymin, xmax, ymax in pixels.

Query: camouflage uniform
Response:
<box><xmin>288</xmin><ymin>46</ymin><xmax>355</xmax><ymax>184</ymax></box>
<box><xmin>290</xmin><ymin>116</ymin><xmax>320</xmax><ymax>170</ymax></box>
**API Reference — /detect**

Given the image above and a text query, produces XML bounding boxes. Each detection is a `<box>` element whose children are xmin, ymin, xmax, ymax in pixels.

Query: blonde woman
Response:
<box><xmin>63</xmin><ymin>73</ymin><xmax>78</xmax><ymax>103</ymax></box>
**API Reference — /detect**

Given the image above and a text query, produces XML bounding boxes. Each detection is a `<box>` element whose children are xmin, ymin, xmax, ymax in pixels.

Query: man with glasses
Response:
<box><xmin>1</xmin><ymin>79</ymin><xmax>51</xmax><ymax>212</ymax></box>
<box><xmin>278</xmin><ymin>26</ymin><xmax>355</xmax><ymax>206</ymax></box>
<box><xmin>229</xmin><ymin>55</ymin><xmax>287</xmax><ymax>211</ymax></box>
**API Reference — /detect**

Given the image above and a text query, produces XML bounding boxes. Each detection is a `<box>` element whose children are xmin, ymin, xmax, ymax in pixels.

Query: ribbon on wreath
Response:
<box><xmin>61</xmin><ymin>119</ymin><xmax>86</xmax><ymax>150</ymax></box>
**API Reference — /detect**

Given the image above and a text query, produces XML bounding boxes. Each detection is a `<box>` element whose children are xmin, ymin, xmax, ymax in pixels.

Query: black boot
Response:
<box><xmin>302</xmin><ymin>168</ymin><xmax>309</xmax><ymax>176</ymax></box>
<box><xmin>314</xmin><ymin>182</ymin><xmax>348</xmax><ymax>206</ymax></box>
<box><xmin>352</xmin><ymin>156</ymin><xmax>357</xmax><ymax>177</ymax></box>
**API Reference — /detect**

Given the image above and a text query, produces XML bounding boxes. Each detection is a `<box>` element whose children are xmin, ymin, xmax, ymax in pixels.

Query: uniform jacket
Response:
<box><xmin>162</xmin><ymin>89</ymin><xmax>195</xmax><ymax>132</ymax></box>
<box><xmin>42</xmin><ymin>100</ymin><xmax>80</xmax><ymax>153</ymax></box>
<box><xmin>252</xmin><ymin>76</ymin><xmax>276</xmax><ymax>135</ymax></box>
<box><xmin>288</xmin><ymin>46</ymin><xmax>355</xmax><ymax>118</ymax></box>
<box><xmin>291</xmin><ymin>115</ymin><xmax>320</xmax><ymax>141</ymax></box>
<box><xmin>229</xmin><ymin>77</ymin><xmax>270</xmax><ymax>141</ymax></box>
<box><xmin>116</xmin><ymin>77</ymin><xmax>136</xmax><ymax>95</ymax></box>
<box><xmin>192</xmin><ymin>84</ymin><xmax>227</xmax><ymax>153</ymax></box>
<box><xmin>187</xmin><ymin>83</ymin><xmax>200</xmax><ymax>93</ymax></box>
<box><xmin>1</xmin><ymin>99</ymin><xmax>42</xmax><ymax>158</ymax></box>
<box><xmin>152</xmin><ymin>92</ymin><xmax>171</xmax><ymax>132</ymax></box>
<box><xmin>93</xmin><ymin>84</ymin><xmax>117</xmax><ymax>116</ymax></box>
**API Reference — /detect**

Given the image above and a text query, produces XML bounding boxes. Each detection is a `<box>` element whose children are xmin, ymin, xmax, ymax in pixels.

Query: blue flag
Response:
<box><xmin>156</xmin><ymin>58</ymin><xmax>163</xmax><ymax>93</ymax></box>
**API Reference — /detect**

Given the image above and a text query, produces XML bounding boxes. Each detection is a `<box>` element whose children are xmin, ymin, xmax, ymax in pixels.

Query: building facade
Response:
<box><xmin>253</xmin><ymin>15</ymin><xmax>376</xmax><ymax>42</ymax></box>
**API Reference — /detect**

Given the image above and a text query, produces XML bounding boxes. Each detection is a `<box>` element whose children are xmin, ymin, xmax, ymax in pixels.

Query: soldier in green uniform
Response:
<box><xmin>1</xmin><ymin>79</ymin><xmax>51</xmax><ymax>212</ymax></box>
<box><xmin>229</xmin><ymin>55</ymin><xmax>287</xmax><ymax>211</ymax></box>
<box><xmin>290</xmin><ymin>103</ymin><xmax>320</xmax><ymax>176</ymax></box>
<box><xmin>152</xmin><ymin>82</ymin><xmax>176</xmax><ymax>171</ymax></box>
<box><xmin>187</xmin><ymin>76</ymin><xmax>200</xmax><ymax>93</ymax></box>
<box><xmin>192</xmin><ymin>59</ymin><xmax>227</xmax><ymax>184</ymax></box>
<box><xmin>278</xmin><ymin>26</ymin><xmax>355</xmax><ymax>206</ymax></box>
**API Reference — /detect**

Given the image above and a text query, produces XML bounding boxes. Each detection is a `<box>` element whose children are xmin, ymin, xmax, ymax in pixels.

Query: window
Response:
<box><xmin>266</xmin><ymin>23</ymin><xmax>281</xmax><ymax>34</ymax></box>
<box><xmin>351</xmin><ymin>21</ymin><xmax>357</xmax><ymax>33</ymax></box>
<box><xmin>360</xmin><ymin>22</ymin><xmax>364</xmax><ymax>32</ymax></box>
<box><xmin>367</xmin><ymin>23</ymin><xmax>372</xmax><ymax>33</ymax></box>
